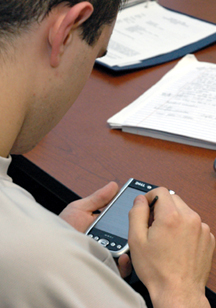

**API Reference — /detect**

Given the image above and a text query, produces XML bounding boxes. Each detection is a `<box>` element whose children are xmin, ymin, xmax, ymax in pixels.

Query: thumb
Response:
<box><xmin>128</xmin><ymin>195</ymin><xmax>149</xmax><ymax>247</ymax></box>
<box><xmin>83</xmin><ymin>181</ymin><xmax>119</xmax><ymax>212</ymax></box>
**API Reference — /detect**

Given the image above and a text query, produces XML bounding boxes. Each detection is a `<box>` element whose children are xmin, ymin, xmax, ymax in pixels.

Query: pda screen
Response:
<box><xmin>94</xmin><ymin>187</ymin><xmax>146</xmax><ymax>239</ymax></box>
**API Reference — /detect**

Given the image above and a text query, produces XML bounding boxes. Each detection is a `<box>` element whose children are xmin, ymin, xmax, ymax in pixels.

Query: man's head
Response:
<box><xmin>0</xmin><ymin>1</ymin><xmax>124</xmax><ymax>156</ymax></box>
<box><xmin>0</xmin><ymin>0</ymin><xmax>124</xmax><ymax>48</ymax></box>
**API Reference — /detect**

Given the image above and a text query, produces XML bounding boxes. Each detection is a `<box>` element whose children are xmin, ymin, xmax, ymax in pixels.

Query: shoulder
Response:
<box><xmin>0</xmin><ymin>177</ymin><xmax>145</xmax><ymax>308</ymax></box>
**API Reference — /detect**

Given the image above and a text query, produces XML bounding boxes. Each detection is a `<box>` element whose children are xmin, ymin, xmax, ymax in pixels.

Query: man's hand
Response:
<box><xmin>59</xmin><ymin>181</ymin><xmax>132</xmax><ymax>278</ymax></box>
<box><xmin>59</xmin><ymin>181</ymin><xmax>119</xmax><ymax>232</ymax></box>
<box><xmin>128</xmin><ymin>188</ymin><xmax>215</xmax><ymax>308</ymax></box>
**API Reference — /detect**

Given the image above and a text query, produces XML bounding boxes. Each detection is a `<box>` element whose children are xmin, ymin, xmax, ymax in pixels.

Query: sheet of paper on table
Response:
<box><xmin>108</xmin><ymin>54</ymin><xmax>216</xmax><ymax>150</ymax></box>
<box><xmin>97</xmin><ymin>1</ymin><xmax>216</xmax><ymax>71</ymax></box>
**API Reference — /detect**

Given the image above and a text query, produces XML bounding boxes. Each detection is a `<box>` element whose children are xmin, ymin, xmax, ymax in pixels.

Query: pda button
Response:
<box><xmin>98</xmin><ymin>239</ymin><xmax>109</xmax><ymax>247</ymax></box>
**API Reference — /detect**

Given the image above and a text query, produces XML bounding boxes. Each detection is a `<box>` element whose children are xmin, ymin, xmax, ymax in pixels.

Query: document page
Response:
<box><xmin>98</xmin><ymin>2</ymin><xmax>216</xmax><ymax>67</ymax></box>
<box><xmin>108</xmin><ymin>55</ymin><xmax>216</xmax><ymax>149</ymax></box>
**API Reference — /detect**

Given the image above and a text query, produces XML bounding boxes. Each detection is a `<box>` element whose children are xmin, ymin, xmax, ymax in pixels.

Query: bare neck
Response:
<box><xmin>0</xmin><ymin>49</ymin><xmax>31</xmax><ymax>157</ymax></box>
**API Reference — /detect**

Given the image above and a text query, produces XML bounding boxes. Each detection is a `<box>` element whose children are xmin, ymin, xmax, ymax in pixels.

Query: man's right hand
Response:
<box><xmin>128</xmin><ymin>187</ymin><xmax>215</xmax><ymax>308</ymax></box>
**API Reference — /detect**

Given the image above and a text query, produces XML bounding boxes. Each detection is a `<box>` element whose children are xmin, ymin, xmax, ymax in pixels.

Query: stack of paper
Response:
<box><xmin>108</xmin><ymin>55</ymin><xmax>216</xmax><ymax>150</ymax></box>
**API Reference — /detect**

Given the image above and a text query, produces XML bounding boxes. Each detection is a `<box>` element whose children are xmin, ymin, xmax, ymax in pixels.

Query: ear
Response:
<box><xmin>49</xmin><ymin>2</ymin><xmax>93</xmax><ymax>68</ymax></box>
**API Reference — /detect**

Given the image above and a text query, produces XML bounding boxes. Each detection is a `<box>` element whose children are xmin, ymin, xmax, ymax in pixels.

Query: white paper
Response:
<box><xmin>108</xmin><ymin>55</ymin><xmax>216</xmax><ymax>149</ymax></box>
<box><xmin>98</xmin><ymin>2</ymin><xmax>216</xmax><ymax>67</ymax></box>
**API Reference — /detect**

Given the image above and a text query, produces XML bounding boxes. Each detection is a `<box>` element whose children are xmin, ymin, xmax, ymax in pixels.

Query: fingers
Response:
<box><xmin>145</xmin><ymin>187</ymin><xmax>183</xmax><ymax>219</ymax></box>
<box><xmin>117</xmin><ymin>254</ymin><xmax>132</xmax><ymax>279</ymax></box>
<box><xmin>83</xmin><ymin>181</ymin><xmax>119</xmax><ymax>212</ymax></box>
<box><xmin>144</xmin><ymin>188</ymin><xmax>201</xmax><ymax>230</ymax></box>
<box><xmin>128</xmin><ymin>195</ymin><xmax>149</xmax><ymax>245</ymax></box>
<box><xmin>128</xmin><ymin>186</ymin><xmax>215</xmax><ymax>257</ymax></box>
<box><xmin>128</xmin><ymin>187</ymin><xmax>177</xmax><ymax>245</ymax></box>
<box><xmin>200</xmin><ymin>222</ymin><xmax>215</xmax><ymax>261</ymax></box>
<box><xmin>128</xmin><ymin>186</ymin><xmax>215</xmax><ymax>295</ymax></box>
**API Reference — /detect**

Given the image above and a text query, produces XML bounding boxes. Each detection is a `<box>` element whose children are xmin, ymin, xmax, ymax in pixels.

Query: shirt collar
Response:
<box><xmin>0</xmin><ymin>155</ymin><xmax>12</xmax><ymax>179</ymax></box>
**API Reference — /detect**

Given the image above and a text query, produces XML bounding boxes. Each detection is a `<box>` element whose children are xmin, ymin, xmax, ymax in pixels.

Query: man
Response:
<box><xmin>0</xmin><ymin>1</ymin><xmax>215</xmax><ymax>307</ymax></box>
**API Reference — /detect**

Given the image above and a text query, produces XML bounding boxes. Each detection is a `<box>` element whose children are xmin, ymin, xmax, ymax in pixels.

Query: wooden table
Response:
<box><xmin>24</xmin><ymin>0</ymin><xmax>216</xmax><ymax>292</ymax></box>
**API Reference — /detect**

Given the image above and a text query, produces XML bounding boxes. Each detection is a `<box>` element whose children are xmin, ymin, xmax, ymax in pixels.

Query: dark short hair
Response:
<box><xmin>0</xmin><ymin>0</ymin><xmax>125</xmax><ymax>46</ymax></box>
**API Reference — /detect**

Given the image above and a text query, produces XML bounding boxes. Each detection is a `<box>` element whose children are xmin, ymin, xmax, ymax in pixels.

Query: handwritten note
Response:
<box><xmin>108</xmin><ymin>55</ymin><xmax>216</xmax><ymax>149</ymax></box>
